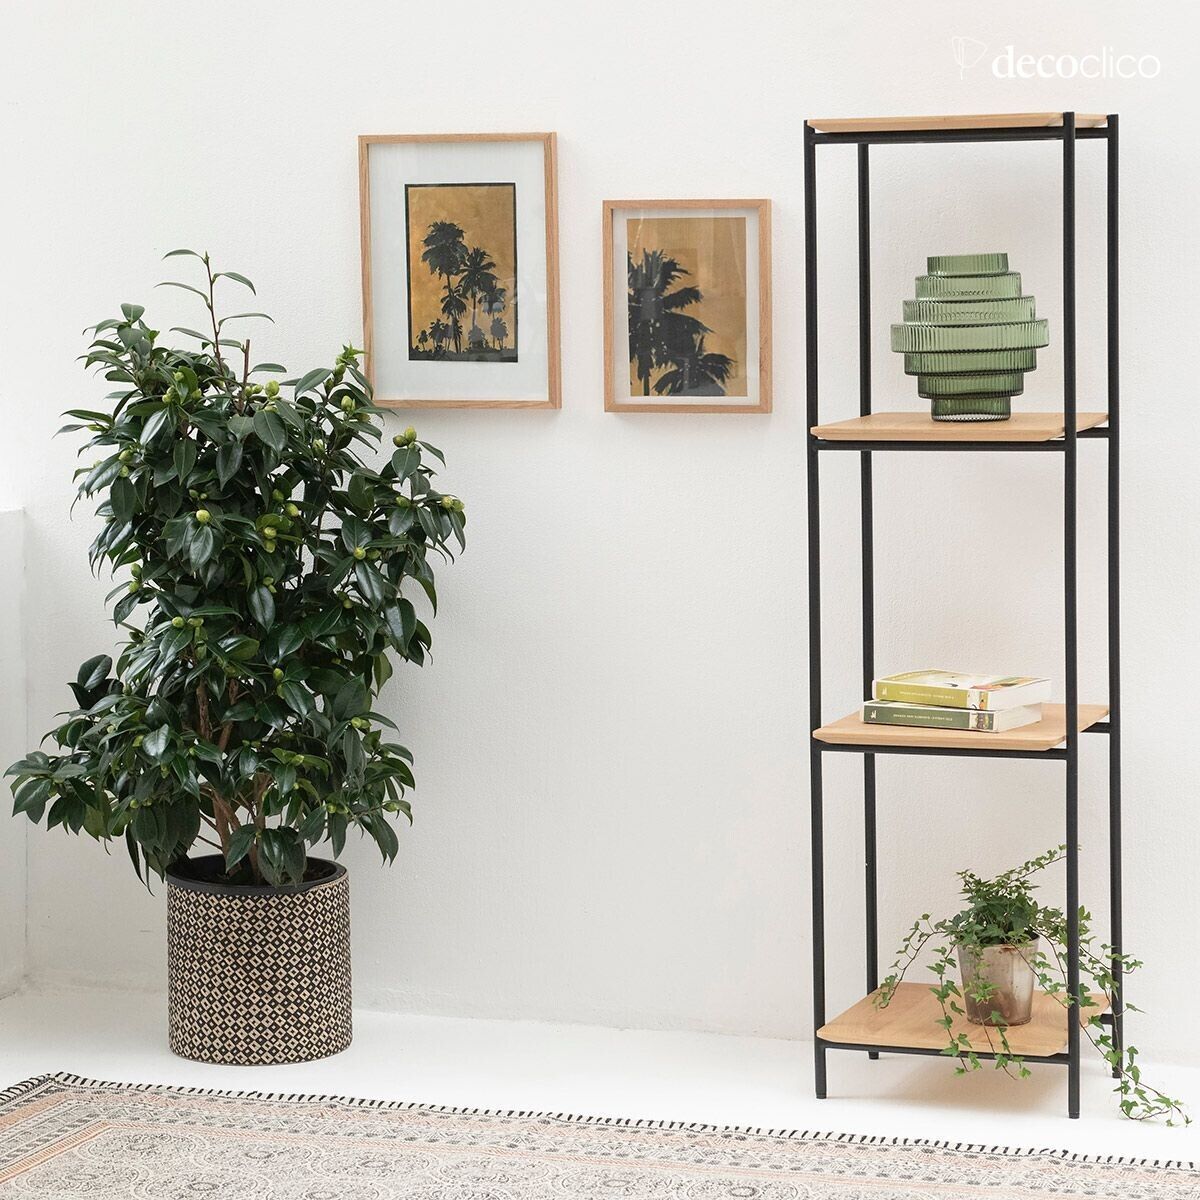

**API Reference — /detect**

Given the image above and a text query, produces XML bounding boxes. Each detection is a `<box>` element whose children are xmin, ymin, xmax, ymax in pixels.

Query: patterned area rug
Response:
<box><xmin>0</xmin><ymin>1074</ymin><xmax>1195</xmax><ymax>1199</ymax></box>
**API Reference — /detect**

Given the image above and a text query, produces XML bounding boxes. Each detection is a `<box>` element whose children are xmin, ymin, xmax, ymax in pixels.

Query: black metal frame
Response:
<box><xmin>804</xmin><ymin>113</ymin><xmax>1121</xmax><ymax>1120</ymax></box>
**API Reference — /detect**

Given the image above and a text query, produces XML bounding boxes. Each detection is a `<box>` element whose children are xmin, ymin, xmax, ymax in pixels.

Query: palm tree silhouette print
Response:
<box><xmin>414</xmin><ymin>213</ymin><xmax>514</xmax><ymax>361</ymax></box>
<box><xmin>627</xmin><ymin>249</ymin><xmax>735</xmax><ymax>396</ymax></box>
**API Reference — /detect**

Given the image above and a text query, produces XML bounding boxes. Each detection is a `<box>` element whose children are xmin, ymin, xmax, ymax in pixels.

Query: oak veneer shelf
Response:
<box><xmin>808</xmin><ymin>113</ymin><xmax>1108</xmax><ymax>134</ymax></box>
<box><xmin>818</xmin><ymin>984</ymin><xmax>1110</xmax><ymax>1058</ymax></box>
<box><xmin>814</xmin><ymin>703</ymin><xmax>1109</xmax><ymax>753</ymax></box>
<box><xmin>811</xmin><ymin>412</ymin><xmax>1108</xmax><ymax>443</ymax></box>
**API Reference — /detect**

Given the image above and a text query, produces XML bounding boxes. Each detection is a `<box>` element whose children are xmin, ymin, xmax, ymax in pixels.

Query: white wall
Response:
<box><xmin>0</xmin><ymin>511</ymin><xmax>27</xmax><ymax>995</ymax></box>
<box><xmin>1</xmin><ymin>1</ymin><xmax>1197</xmax><ymax>1063</ymax></box>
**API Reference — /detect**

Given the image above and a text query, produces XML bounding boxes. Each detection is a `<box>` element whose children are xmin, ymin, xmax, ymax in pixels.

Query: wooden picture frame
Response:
<box><xmin>359</xmin><ymin>132</ymin><xmax>561</xmax><ymax>409</ymax></box>
<box><xmin>604</xmin><ymin>198</ymin><xmax>771</xmax><ymax>413</ymax></box>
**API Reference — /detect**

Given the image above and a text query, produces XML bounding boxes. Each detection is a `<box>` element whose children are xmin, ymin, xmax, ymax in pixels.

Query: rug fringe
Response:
<box><xmin>0</xmin><ymin>1072</ymin><xmax>1190</xmax><ymax>1173</ymax></box>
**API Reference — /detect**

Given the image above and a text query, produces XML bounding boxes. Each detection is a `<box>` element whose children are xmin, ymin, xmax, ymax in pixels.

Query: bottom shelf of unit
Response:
<box><xmin>818</xmin><ymin>983</ymin><xmax>1109</xmax><ymax>1059</ymax></box>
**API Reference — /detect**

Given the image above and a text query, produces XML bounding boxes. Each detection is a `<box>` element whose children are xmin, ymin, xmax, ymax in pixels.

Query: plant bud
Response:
<box><xmin>342</xmin><ymin>597</ymin><xmax>353</xmax><ymax>609</ymax></box>
<box><xmin>313</xmin><ymin>438</ymin><xmax>326</xmax><ymax>452</ymax></box>
<box><xmin>261</xmin><ymin>526</ymin><xmax>277</xmax><ymax>540</ymax></box>
<box><xmin>171</xmin><ymin>616</ymin><xmax>185</xmax><ymax>629</ymax></box>
<box><xmin>352</xmin><ymin>546</ymin><xmax>366</xmax><ymax>560</ymax></box>
<box><xmin>127</xmin><ymin>581</ymin><xmax>139</xmax><ymax>593</ymax></box>
<box><xmin>119</xmin><ymin>466</ymin><xmax>130</xmax><ymax>478</ymax></box>
<box><xmin>195</xmin><ymin>509</ymin><xmax>211</xmax><ymax>524</ymax></box>
<box><xmin>118</xmin><ymin>449</ymin><xmax>133</xmax><ymax>463</ymax></box>
<box><xmin>273</xmin><ymin>668</ymin><xmax>284</xmax><ymax>680</ymax></box>
<box><xmin>265</xmin><ymin>379</ymin><xmax>280</xmax><ymax>397</ymax></box>
<box><xmin>285</xmin><ymin>503</ymin><xmax>300</xmax><ymax>518</ymax></box>
<box><xmin>341</xmin><ymin>397</ymin><xmax>355</xmax><ymax>414</ymax></box>
<box><xmin>404</xmin><ymin>426</ymin><xmax>416</xmax><ymax>443</ymax></box>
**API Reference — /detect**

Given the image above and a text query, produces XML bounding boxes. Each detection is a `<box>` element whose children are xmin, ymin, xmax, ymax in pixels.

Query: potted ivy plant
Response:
<box><xmin>877</xmin><ymin>846</ymin><xmax>1187</xmax><ymax>1123</ymax></box>
<box><xmin>6</xmin><ymin>252</ymin><xmax>465</xmax><ymax>1065</ymax></box>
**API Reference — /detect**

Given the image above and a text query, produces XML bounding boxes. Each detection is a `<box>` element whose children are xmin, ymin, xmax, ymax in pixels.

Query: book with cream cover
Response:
<box><xmin>862</xmin><ymin>700</ymin><xmax>1043</xmax><ymax>733</ymax></box>
<box><xmin>872</xmin><ymin>669</ymin><xmax>1051</xmax><ymax>712</ymax></box>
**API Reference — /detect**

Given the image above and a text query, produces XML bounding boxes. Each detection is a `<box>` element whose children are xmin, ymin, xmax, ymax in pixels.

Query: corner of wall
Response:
<box><xmin>0</xmin><ymin>508</ymin><xmax>27</xmax><ymax>996</ymax></box>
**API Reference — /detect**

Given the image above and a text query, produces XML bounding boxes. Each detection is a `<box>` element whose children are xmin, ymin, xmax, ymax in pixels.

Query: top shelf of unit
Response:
<box><xmin>807</xmin><ymin>113</ymin><xmax>1108</xmax><ymax>134</ymax></box>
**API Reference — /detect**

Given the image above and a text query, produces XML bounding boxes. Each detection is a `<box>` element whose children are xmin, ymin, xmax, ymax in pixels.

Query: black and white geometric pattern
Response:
<box><xmin>166</xmin><ymin>867</ymin><xmax>352</xmax><ymax>1065</ymax></box>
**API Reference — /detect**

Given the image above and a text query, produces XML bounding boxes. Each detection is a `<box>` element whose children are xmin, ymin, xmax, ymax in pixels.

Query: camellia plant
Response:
<box><xmin>6</xmin><ymin>252</ymin><xmax>465</xmax><ymax>886</ymax></box>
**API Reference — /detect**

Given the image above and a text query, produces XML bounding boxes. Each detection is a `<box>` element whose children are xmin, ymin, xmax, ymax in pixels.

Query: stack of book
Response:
<box><xmin>863</xmin><ymin>669</ymin><xmax>1052</xmax><ymax>734</ymax></box>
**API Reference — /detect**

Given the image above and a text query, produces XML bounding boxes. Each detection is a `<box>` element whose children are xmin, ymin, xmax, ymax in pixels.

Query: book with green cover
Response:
<box><xmin>872</xmin><ymin>669</ymin><xmax>1051</xmax><ymax>712</ymax></box>
<box><xmin>862</xmin><ymin>700</ymin><xmax>1043</xmax><ymax>733</ymax></box>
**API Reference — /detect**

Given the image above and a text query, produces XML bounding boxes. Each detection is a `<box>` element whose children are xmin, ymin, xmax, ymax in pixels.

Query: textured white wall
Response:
<box><xmin>1</xmin><ymin>1</ymin><xmax>1196</xmax><ymax>1063</ymax></box>
<box><xmin>0</xmin><ymin>511</ymin><xmax>27</xmax><ymax>995</ymax></box>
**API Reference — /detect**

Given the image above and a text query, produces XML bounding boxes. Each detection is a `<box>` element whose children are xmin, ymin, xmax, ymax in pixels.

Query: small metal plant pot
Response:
<box><xmin>166</xmin><ymin>855</ymin><xmax>352</xmax><ymax>1065</ymax></box>
<box><xmin>957</xmin><ymin>939</ymin><xmax>1038</xmax><ymax>1026</ymax></box>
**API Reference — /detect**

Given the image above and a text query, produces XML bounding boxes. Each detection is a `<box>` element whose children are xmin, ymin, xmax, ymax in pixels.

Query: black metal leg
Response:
<box><xmin>856</xmin><ymin>141</ymin><xmax>879</xmax><ymax>1060</ymax></box>
<box><xmin>1062</xmin><ymin>111</ymin><xmax>1081</xmax><ymax>1121</ymax></box>
<box><xmin>1106</xmin><ymin>112</ymin><xmax>1123</xmax><ymax>1080</ymax></box>
<box><xmin>804</xmin><ymin>120</ymin><xmax>827</xmax><ymax>1100</ymax></box>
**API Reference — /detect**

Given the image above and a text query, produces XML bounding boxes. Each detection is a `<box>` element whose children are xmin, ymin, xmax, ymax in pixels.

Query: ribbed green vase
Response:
<box><xmin>892</xmin><ymin>253</ymin><xmax>1049</xmax><ymax>421</ymax></box>
<box><xmin>930</xmin><ymin>395</ymin><xmax>1013</xmax><ymax>422</ymax></box>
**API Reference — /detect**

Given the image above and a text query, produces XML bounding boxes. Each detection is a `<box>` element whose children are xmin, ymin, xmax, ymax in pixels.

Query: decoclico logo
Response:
<box><xmin>952</xmin><ymin>38</ymin><xmax>1163</xmax><ymax>80</ymax></box>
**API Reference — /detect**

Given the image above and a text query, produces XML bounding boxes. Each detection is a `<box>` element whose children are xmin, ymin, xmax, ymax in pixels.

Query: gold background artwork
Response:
<box><xmin>405</xmin><ymin>183</ymin><xmax>517</xmax><ymax>354</ymax></box>
<box><xmin>625</xmin><ymin>215</ymin><xmax>747</xmax><ymax>397</ymax></box>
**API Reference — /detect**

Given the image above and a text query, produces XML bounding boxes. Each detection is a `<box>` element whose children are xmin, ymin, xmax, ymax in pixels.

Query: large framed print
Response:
<box><xmin>359</xmin><ymin>133</ymin><xmax>560</xmax><ymax>409</ymax></box>
<box><xmin>604</xmin><ymin>199</ymin><xmax>771</xmax><ymax>413</ymax></box>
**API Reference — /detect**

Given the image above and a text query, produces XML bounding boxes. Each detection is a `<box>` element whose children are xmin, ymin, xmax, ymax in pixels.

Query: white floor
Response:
<box><xmin>1</xmin><ymin>984</ymin><xmax>1197</xmax><ymax>1164</ymax></box>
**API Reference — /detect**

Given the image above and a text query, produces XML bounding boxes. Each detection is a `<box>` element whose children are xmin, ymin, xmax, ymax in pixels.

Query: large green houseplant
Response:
<box><xmin>7</xmin><ymin>252</ymin><xmax>465</xmax><ymax>1062</ymax></box>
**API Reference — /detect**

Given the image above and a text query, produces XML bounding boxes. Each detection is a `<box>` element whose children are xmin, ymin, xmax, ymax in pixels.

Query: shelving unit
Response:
<box><xmin>804</xmin><ymin>112</ymin><xmax>1120</xmax><ymax>1119</ymax></box>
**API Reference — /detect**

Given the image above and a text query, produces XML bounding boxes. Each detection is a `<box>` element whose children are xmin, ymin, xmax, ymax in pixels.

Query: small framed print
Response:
<box><xmin>359</xmin><ymin>133</ymin><xmax>560</xmax><ymax>408</ymax></box>
<box><xmin>604</xmin><ymin>199</ymin><xmax>771</xmax><ymax>413</ymax></box>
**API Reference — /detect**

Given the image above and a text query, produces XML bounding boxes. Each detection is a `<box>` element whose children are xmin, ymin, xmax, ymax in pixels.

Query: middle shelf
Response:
<box><xmin>814</xmin><ymin>703</ymin><xmax>1109</xmax><ymax>753</ymax></box>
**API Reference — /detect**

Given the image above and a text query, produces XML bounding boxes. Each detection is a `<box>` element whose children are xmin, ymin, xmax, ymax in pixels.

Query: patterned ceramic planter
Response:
<box><xmin>166</xmin><ymin>855</ymin><xmax>352</xmax><ymax>1065</ymax></box>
